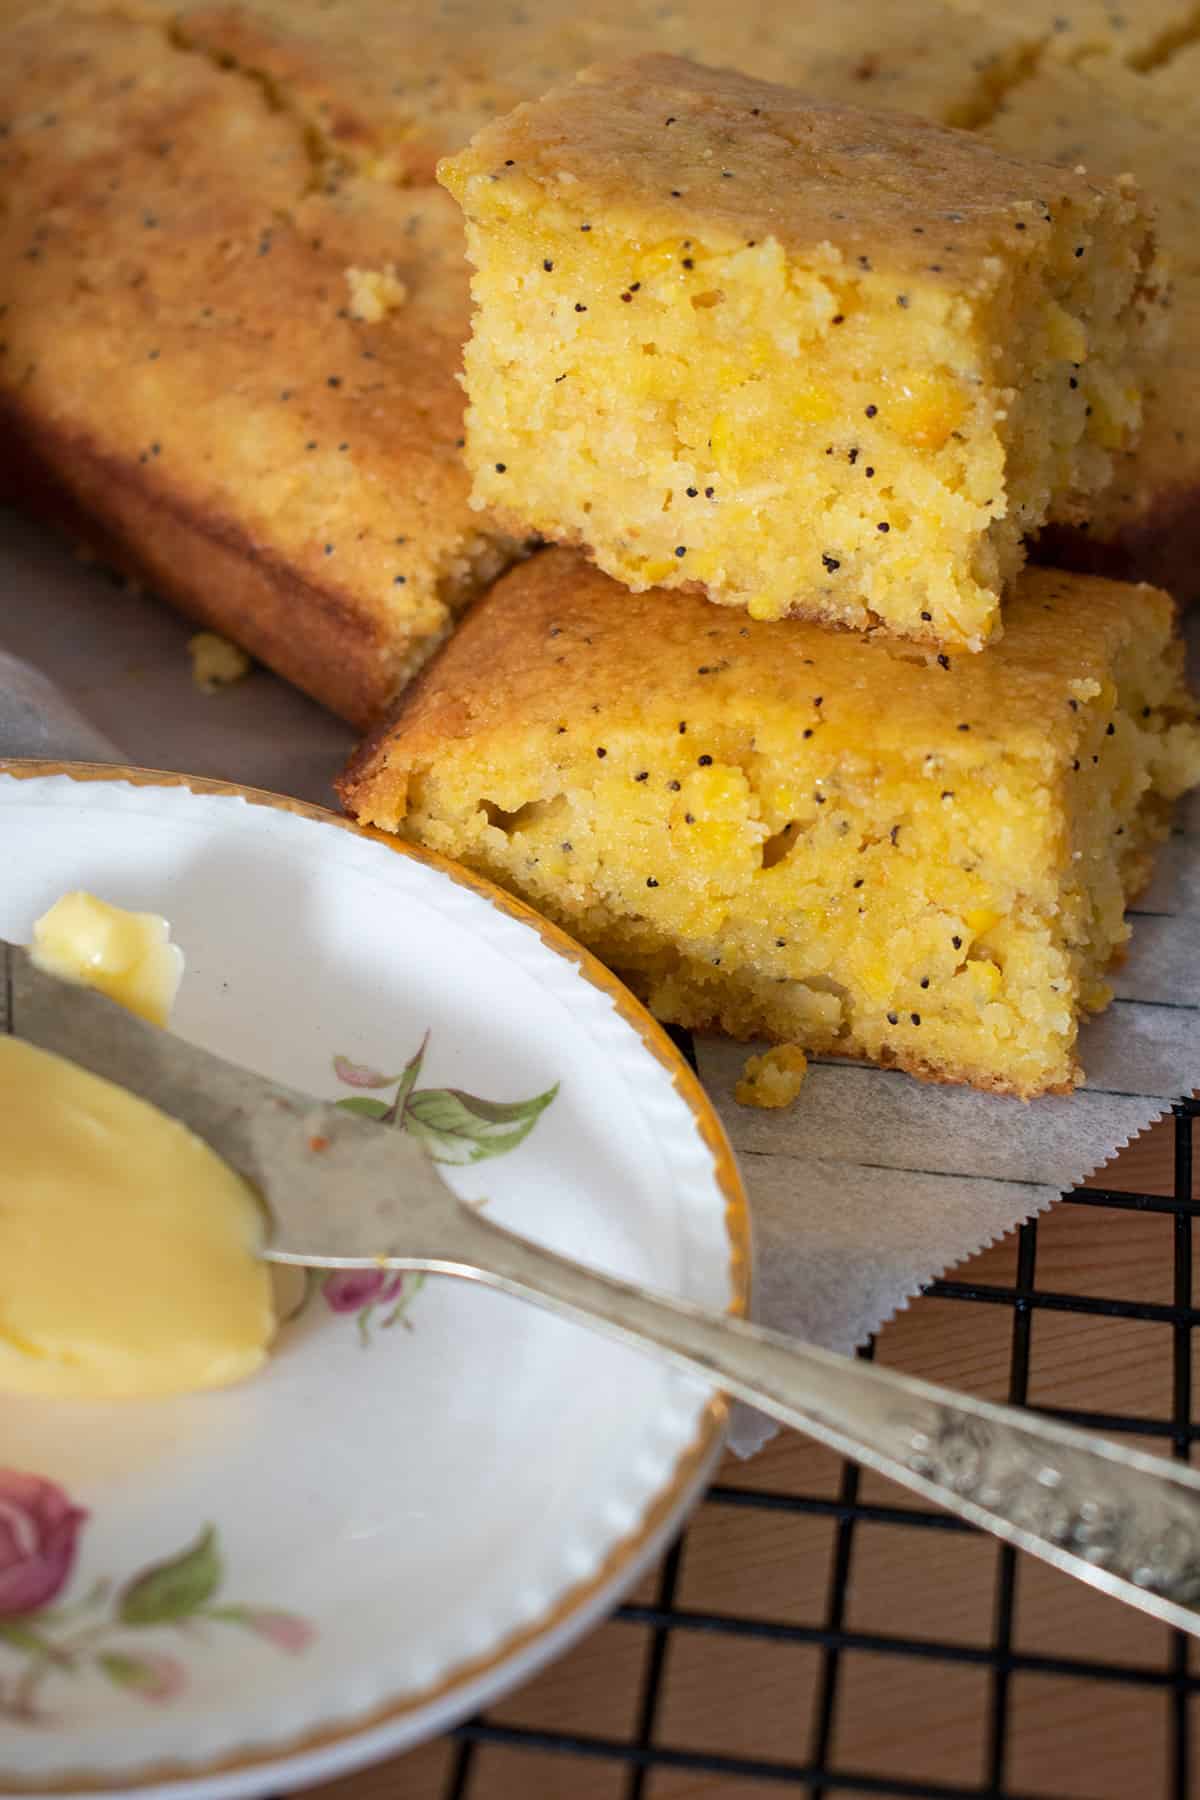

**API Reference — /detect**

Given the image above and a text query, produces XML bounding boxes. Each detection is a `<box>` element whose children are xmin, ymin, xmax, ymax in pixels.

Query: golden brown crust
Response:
<box><xmin>948</xmin><ymin>0</ymin><xmax>1200</xmax><ymax>68</ymax></box>
<box><xmin>0</xmin><ymin>5</ymin><xmax>514</xmax><ymax>724</ymax></box>
<box><xmin>338</xmin><ymin>547</ymin><xmax>1173</xmax><ymax>820</ymax></box>
<box><xmin>445</xmin><ymin>53</ymin><xmax>1134</xmax><ymax>292</ymax></box>
<box><xmin>174</xmin><ymin>0</ymin><xmax>1043</xmax><ymax>175</ymax></box>
<box><xmin>0</xmin><ymin>396</ymin><xmax>396</xmax><ymax>727</ymax></box>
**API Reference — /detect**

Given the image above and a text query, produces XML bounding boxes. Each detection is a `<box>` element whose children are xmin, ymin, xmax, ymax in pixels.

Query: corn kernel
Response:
<box><xmin>1084</xmin><ymin>366</ymin><xmax>1140</xmax><ymax>450</ymax></box>
<box><xmin>786</xmin><ymin>380</ymin><xmax>837</xmax><ymax>424</ymax></box>
<box><xmin>964</xmin><ymin>905</ymin><xmax>1003</xmax><ymax>935</ymax></box>
<box><xmin>639</xmin><ymin>557</ymin><xmax>678</xmax><ymax>585</ymax></box>
<box><xmin>887</xmin><ymin>370</ymin><xmax>966</xmax><ymax>450</ymax></box>
<box><xmin>967</xmin><ymin>958</ymin><xmax>1002</xmax><ymax>998</ymax></box>
<box><xmin>637</xmin><ymin>240</ymin><xmax>689</xmax><ymax>282</ymax></box>
<box><xmin>747</xmin><ymin>592</ymin><xmax>784</xmax><ymax>621</ymax></box>
<box><xmin>1044</xmin><ymin>300</ymin><xmax>1089</xmax><ymax>364</ymax></box>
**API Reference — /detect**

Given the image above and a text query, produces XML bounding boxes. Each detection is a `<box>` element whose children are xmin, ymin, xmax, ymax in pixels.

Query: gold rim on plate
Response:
<box><xmin>0</xmin><ymin>759</ymin><xmax>752</xmax><ymax>1796</ymax></box>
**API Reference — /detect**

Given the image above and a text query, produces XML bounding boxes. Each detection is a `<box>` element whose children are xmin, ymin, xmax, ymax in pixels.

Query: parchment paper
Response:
<box><xmin>4</xmin><ymin>506</ymin><xmax>1198</xmax><ymax>1454</ymax></box>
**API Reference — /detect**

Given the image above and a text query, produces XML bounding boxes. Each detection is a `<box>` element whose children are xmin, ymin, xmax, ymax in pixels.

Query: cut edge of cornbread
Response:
<box><xmin>340</xmin><ymin>550</ymin><xmax>1200</xmax><ymax>1099</ymax></box>
<box><xmin>441</xmin><ymin>55</ymin><xmax>1162</xmax><ymax>652</ymax></box>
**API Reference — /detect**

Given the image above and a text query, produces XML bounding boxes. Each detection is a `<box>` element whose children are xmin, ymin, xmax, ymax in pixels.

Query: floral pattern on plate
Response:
<box><xmin>0</xmin><ymin>1473</ymin><xmax>313</xmax><ymax>1725</ymax></box>
<box><xmin>311</xmin><ymin>1035</ymin><xmax>557</xmax><ymax>1339</ymax></box>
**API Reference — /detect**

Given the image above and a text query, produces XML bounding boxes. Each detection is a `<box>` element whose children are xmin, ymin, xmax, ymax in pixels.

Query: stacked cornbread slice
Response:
<box><xmin>340</xmin><ymin>57</ymin><xmax>1200</xmax><ymax>1097</ymax></box>
<box><xmin>342</xmin><ymin>552</ymin><xmax>1198</xmax><ymax>1097</ymax></box>
<box><xmin>440</xmin><ymin>56</ymin><xmax>1161</xmax><ymax>651</ymax></box>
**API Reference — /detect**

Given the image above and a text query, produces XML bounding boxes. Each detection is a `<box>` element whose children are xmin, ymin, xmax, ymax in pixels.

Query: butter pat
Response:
<box><xmin>32</xmin><ymin>891</ymin><xmax>183</xmax><ymax>1026</ymax></box>
<box><xmin>8</xmin><ymin>891</ymin><xmax>275</xmax><ymax>1398</ymax></box>
<box><xmin>0</xmin><ymin>1037</ymin><xmax>274</xmax><ymax>1398</ymax></box>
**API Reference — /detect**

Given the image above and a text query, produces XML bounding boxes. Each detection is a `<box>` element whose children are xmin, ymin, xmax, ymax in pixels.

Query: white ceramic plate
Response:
<box><xmin>0</xmin><ymin>765</ymin><xmax>748</xmax><ymax>1799</ymax></box>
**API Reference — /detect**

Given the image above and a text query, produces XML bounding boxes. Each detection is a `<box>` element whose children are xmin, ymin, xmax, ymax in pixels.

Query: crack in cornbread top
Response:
<box><xmin>441</xmin><ymin>54</ymin><xmax>1133</xmax><ymax>300</ymax></box>
<box><xmin>171</xmin><ymin>0</ymin><xmax>1045</xmax><ymax>181</ymax></box>
<box><xmin>348</xmin><ymin>548</ymin><xmax>1178</xmax><ymax>785</ymax></box>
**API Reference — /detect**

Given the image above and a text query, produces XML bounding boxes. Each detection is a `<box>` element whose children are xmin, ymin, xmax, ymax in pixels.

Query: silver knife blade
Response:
<box><xmin>2</xmin><ymin>939</ymin><xmax>451</xmax><ymax>1267</ymax></box>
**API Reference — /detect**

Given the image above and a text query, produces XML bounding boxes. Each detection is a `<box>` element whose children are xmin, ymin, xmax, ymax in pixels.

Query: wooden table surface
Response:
<box><xmin>309</xmin><ymin>1112</ymin><xmax>1194</xmax><ymax>1800</ymax></box>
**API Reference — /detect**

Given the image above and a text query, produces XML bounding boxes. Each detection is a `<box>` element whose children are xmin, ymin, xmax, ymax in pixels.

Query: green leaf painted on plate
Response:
<box><xmin>383</xmin><ymin>1032</ymin><xmax>428</xmax><ymax>1123</ymax></box>
<box><xmin>333</xmin><ymin>1095</ymin><xmax>391</xmax><ymax>1120</ymax></box>
<box><xmin>118</xmin><ymin>1527</ymin><xmax>221</xmax><ymax>1626</ymax></box>
<box><xmin>381</xmin><ymin>1271</ymin><xmax>425</xmax><ymax>1329</ymax></box>
<box><xmin>0</xmin><ymin>1620</ymin><xmax>58</xmax><ymax>1657</ymax></box>
<box><xmin>404</xmin><ymin>1084</ymin><xmax>558</xmax><ymax>1164</ymax></box>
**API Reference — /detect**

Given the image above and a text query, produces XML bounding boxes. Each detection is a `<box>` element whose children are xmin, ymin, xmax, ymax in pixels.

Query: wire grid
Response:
<box><xmin>437</xmin><ymin>1070</ymin><xmax>1200</xmax><ymax>1800</ymax></box>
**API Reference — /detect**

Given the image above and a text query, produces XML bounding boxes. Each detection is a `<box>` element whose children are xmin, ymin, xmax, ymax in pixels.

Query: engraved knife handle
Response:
<box><xmin>453</xmin><ymin>1210</ymin><xmax>1200</xmax><ymax>1635</ymax></box>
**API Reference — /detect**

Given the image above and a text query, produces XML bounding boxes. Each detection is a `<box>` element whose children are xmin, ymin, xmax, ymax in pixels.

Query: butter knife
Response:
<box><xmin>8</xmin><ymin>937</ymin><xmax>1200</xmax><ymax>1637</ymax></box>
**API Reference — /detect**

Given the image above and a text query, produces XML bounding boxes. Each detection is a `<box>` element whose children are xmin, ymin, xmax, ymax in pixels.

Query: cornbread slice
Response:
<box><xmin>340</xmin><ymin>550</ymin><xmax>1200</xmax><ymax>1098</ymax></box>
<box><xmin>0</xmin><ymin>7</ymin><xmax>519</xmax><ymax>727</ymax></box>
<box><xmin>441</xmin><ymin>57</ymin><xmax>1161</xmax><ymax>652</ymax></box>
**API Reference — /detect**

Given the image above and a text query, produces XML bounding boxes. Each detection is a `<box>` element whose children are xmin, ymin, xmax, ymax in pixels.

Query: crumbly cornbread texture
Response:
<box><xmin>441</xmin><ymin>57</ymin><xmax>1159</xmax><ymax>651</ymax></box>
<box><xmin>341</xmin><ymin>550</ymin><xmax>1200</xmax><ymax>1099</ymax></box>
<box><xmin>736</xmin><ymin>1045</ymin><xmax>809</xmax><ymax>1109</ymax></box>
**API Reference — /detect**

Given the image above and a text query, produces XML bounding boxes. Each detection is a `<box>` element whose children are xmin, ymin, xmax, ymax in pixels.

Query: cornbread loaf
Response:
<box><xmin>442</xmin><ymin>56</ymin><xmax>1161</xmax><ymax>652</ymax></box>
<box><xmin>3</xmin><ymin>0</ymin><xmax>1199</xmax><ymax>709</ymax></box>
<box><xmin>981</xmin><ymin>51</ymin><xmax>1200</xmax><ymax>597</ymax></box>
<box><xmin>0</xmin><ymin>6</ymin><xmax>519</xmax><ymax>727</ymax></box>
<box><xmin>158</xmin><ymin>2</ymin><xmax>1200</xmax><ymax>607</ymax></box>
<box><xmin>340</xmin><ymin>549</ymin><xmax>1200</xmax><ymax>1099</ymax></box>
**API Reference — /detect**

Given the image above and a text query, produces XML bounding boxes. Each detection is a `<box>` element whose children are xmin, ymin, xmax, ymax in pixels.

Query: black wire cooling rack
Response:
<box><xmin>423</xmin><ymin>1071</ymin><xmax>1200</xmax><ymax>1800</ymax></box>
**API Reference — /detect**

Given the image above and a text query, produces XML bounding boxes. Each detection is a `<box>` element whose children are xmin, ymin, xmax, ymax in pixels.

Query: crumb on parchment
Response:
<box><xmin>345</xmin><ymin>264</ymin><xmax>408</xmax><ymax>322</ymax></box>
<box><xmin>735</xmin><ymin>1044</ymin><xmax>809</xmax><ymax>1110</ymax></box>
<box><xmin>188</xmin><ymin>631</ymin><xmax>252</xmax><ymax>692</ymax></box>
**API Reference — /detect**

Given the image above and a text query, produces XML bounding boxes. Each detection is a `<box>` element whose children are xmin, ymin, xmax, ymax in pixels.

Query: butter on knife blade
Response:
<box><xmin>4</xmin><ymin>940</ymin><xmax>451</xmax><ymax>1271</ymax></box>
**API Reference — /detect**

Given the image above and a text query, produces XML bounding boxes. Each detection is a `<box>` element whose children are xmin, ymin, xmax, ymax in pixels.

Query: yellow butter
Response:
<box><xmin>0</xmin><ymin>1037</ymin><xmax>274</xmax><ymax>1398</ymax></box>
<box><xmin>4</xmin><ymin>892</ymin><xmax>275</xmax><ymax>1398</ymax></box>
<box><xmin>31</xmin><ymin>891</ymin><xmax>184</xmax><ymax>1026</ymax></box>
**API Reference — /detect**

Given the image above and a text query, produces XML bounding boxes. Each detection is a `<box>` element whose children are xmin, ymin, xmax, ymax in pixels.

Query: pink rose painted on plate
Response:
<box><xmin>0</xmin><ymin>1470</ymin><xmax>87</xmax><ymax>1617</ymax></box>
<box><xmin>321</xmin><ymin>1268</ymin><xmax>406</xmax><ymax>1315</ymax></box>
<box><xmin>0</xmin><ymin>1478</ymin><xmax>314</xmax><ymax>1726</ymax></box>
